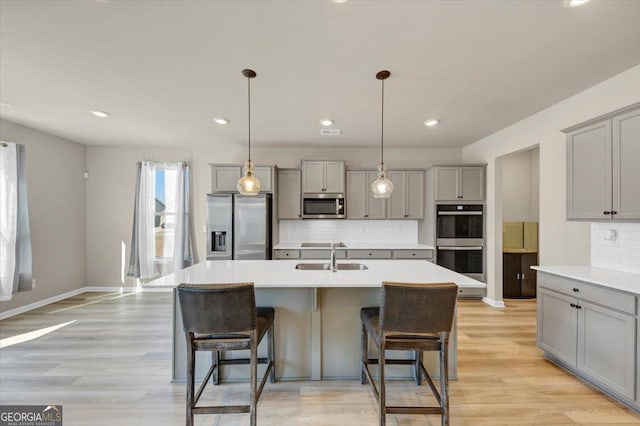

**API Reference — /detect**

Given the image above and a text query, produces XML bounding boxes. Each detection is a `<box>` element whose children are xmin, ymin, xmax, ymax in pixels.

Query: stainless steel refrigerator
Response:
<box><xmin>206</xmin><ymin>193</ymin><xmax>272</xmax><ymax>260</ymax></box>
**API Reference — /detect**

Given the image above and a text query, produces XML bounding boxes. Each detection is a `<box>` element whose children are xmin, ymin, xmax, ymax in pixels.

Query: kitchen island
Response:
<box><xmin>146</xmin><ymin>259</ymin><xmax>486</xmax><ymax>382</ymax></box>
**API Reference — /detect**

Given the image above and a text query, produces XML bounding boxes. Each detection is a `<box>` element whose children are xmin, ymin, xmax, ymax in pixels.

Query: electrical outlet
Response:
<box><xmin>32</xmin><ymin>278</ymin><xmax>37</xmax><ymax>288</ymax></box>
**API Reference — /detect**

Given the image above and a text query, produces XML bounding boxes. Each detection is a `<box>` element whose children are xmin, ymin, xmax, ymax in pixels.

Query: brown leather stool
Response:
<box><xmin>361</xmin><ymin>281</ymin><xmax>458</xmax><ymax>426</ymax></box>
<box><xmin>177</xmin><ymin>283</ymin><xmax>275</xmax><ymax>426</ymax></box>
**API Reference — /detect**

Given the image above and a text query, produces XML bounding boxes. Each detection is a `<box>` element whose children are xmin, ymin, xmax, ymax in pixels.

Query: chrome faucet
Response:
<box><xmin>330</xmin><ymin>243</ymin><xmax>337</xmax><ymax>272</ymax></box>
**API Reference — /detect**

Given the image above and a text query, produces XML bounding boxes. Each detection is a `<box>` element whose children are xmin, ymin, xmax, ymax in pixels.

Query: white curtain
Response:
<box><xmin>0</xmin><ymin>143</ymin><xmax>18</xmax><ymax>300</ymax></box>
<box><xmin>0</xmin><ymin>142</ymin><xmax>32</xmax><ymax>301</ymax></box>
<box><xmin>137</xmin><ymin>161</ymin><xmax>158</xmax><ymax>279</ymax></box>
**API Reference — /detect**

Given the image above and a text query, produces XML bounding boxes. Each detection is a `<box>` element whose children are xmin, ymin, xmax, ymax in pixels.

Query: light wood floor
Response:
<box><xmin>1</xmin><ymin>292</ymin><xmax>639</xmax><ymax>425</ymax></box>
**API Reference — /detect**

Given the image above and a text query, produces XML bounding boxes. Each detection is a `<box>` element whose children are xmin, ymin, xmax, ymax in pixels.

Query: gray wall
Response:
<box><xmin>85</xmin><ymin>145</ymin><xmax>462</xmax><ymax>287</ymax></box>
<box><xmin>0</xmin><ymin>119</ymin><xmax>86</xmax><ymax>313</ymax></box>
<box><xmin>502</xmin><ymin>147</ymin><xmax>539</xmax><ymax>222</ymax></box>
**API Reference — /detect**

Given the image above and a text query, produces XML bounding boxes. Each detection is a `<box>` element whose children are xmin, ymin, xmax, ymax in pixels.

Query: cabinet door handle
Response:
<box><xmin>516</xmin><ymin>273</ymin><xmax>520</xmax><ymax>279</ymax></box>
<box><xmin>322</xmin><ymin>188</ymin><xmax>326</xmax><ymax>192</ymax></box>
<box><xmin>570</xmin><ymin>303</ymin><xmax>576</xmax><ymax>308</ymax></box>
<box><xmin>604</xmin><ymin>211</ymin><xmax>611</xmax><ymax>215</ymax></box>
<box><xmin>576</xmin><ymin>305</ymin><xmax>582</xmax><ymax>310</ymax></box>
<box><xmin>611</xmin><ymin>211</ymin><xmax>618</xmax><ymax>215</ymax></box>
<box><xmin>572</xmin><ymin>288</ymin><xmax>579</xmax><ymax>293</ymax></box>
<box><xmin>457</xmin><ymin>195</ymin><xmax>463</xmax><ymax>199</ymax></box>
<box><xmin>364</xmin><ymin>214</ymin><xmax>369</xmax><ymax>218</ymax></box>
<box><xmin>521</xmin><ymin>273</ymin><xmax>525</xmax><ymax>280</ymax></box>
<box><xmin>404</xmin><ymin>214</ymin><xmax>409</xmax><ymax>218</ymax></box>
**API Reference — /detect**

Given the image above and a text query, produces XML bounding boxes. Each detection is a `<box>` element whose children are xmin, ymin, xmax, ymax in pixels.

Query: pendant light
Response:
<box><xmin>237</xmin><ymin>68</ymin><xmax>261</xmax><ymax>196</ymax></box>
<box><xmin>371</xmin><ymin>70</ymin><xmax>394</xmax><ymax>198</ymax></box>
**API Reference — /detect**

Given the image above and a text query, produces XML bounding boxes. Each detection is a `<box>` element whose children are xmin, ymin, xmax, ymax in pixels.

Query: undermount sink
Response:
<box><xmin>300</xmin><ymin>242</ymin><xmax>347</xmax><ymax>248</ymax></box>
<box><xmin>295</xmin><ymin>263</ymin><xmax>368</xmax><ymax>271</ymax></box>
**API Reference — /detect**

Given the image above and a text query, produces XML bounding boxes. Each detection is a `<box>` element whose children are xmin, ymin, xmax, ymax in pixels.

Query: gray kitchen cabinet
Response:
<box><xmin>434</xmin><ymin>166</ymin><xmax>485</xmax><ymax>201</ymax></box>
<box><xmin>211</xmin><ymin>164</ymin><xmax>274</xmax><ymax>193</ymax></box>
<box><xmin>348</xmin><ymin>249</ymin><xmax>392</xmax><ymax>259</ymax></box>
<box><xmin>346</xmin><ymin>171</ymin><xmax>386</xmax><ymax>219</ymax></box>
<box><xmin>392</xmin><ymin>249</ymin><xmax>433</xmax><ymax>260</ymax></box>
<box><xmin>613</xmin><ymin>107</ymin><xmax>640</xmax><ymax>220</ymax></box>
<box><xmin>278</xmin><ymin>169</ymin><xmax>301</xmax><ymax>219</ymax></box>
<box><xmin>387</xmin><ymin>171</ymin><xmax>425</xmax><ymax>219</ymax></box>
<box><xmin>211</xmin><ymin>164</ymin><xmax>241</xmax><ymax>192</ymax></box>
<box><xmin>302</xmin><ymin>160</ymin><xmax>345</xmax><ymax>193</ymax></box>
<box><xmin>537</xmin><ymin>272</ymin><xmax>637</xmax><ymax>404</ymax></box>
<box><xmin>273</xmin><ymin>249</ymin><xmax>300</xmax><ymax>259</ymax></box>
<box><xmin>566</xmin><ymin>104</ymin><xmax>640</xmax><ymax>220</ymax></box>
<box><xmin>578</xmin><ymin>299</ymin><xmax>636</xmax><ymax>400</ymax></box>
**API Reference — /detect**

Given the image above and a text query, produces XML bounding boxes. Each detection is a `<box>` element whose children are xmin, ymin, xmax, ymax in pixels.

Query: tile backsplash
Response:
<box><xmin>279</xmin><ymin>220</ymin><xmax>418</xmax><ymax>244</ymax></box>
<box><xmin>591</xmin><ymin>222</ymin><xmax>640</xmax><ymax>274</ymax></box>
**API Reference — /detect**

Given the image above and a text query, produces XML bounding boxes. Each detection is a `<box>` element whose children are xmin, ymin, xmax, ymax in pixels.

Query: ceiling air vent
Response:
<box><xmin>320</xmin><ymin>129</ymin><xmax>341</xmax><ymax>136</ymax></box>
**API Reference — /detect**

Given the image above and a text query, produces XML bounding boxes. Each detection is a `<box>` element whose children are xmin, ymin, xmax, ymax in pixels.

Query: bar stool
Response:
<box><xmin>177</xmin><ymin>283</ymin><xmax>275</xmax><ymax>426</ymax></box>
<box><xmin>360</xmin><ymin>281</ymin><xmax>458</xmax><ymax>426</ymax></box>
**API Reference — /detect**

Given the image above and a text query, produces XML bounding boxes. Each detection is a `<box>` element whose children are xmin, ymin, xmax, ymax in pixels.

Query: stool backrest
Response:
<box><xmin>380</xmin><ymin>281</ymin><xmax>458</xmax><ymax>334</ymax></box>
<box><xmin>177</xmin><ymin>283</ymin><xmax>256</xmax><ymax>334</ymax></box>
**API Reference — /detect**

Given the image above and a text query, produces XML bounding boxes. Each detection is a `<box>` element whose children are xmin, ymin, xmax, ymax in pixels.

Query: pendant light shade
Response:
<box><xmin>237</xmin><ymin>68</ymin><xmax>261</xmax><ymax>196</ymax></box>
<box><xmin>371</xmin><ymin>70</ymin><xmax>394</xmax><ymax>198</ymax></box>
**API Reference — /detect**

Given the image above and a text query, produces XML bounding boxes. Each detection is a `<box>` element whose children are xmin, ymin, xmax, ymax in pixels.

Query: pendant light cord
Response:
<box><xmin>380</xmin><ymin>77</ymin><xmax>384</xmax><ymax>166</ymax></box>
<box><xmin>247</xmin><ymin>75</ymin><xmax>251</xmax><ymax>162</ymax></box>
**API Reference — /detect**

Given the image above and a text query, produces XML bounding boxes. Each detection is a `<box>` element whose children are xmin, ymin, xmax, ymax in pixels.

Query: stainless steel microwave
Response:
<box><xmin>302</xmin><ymin>194</ymin><xmax>345</xmax><ymax>219</ymax></box>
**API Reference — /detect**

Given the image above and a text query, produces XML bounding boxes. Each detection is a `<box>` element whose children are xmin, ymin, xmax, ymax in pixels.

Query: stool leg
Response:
<box><xmin>268</xmin><ymin>323</ymin><xmax>275</xmax><ymax>383</ymax></box>
<box><xmin>361</xmin><ymin>323</ymin><xmax>368</xmax><ymax>385</ymax></box>
<box><xmin>186</xmin><ymin>342</ymin><xmax>195</xmax><ymax>426</ymax></box>
<box><xmin>378</xmin><ymin>344</ymin><xmax>386</xmax><ymax>426</ymax></box>
<box><xmin>440</xmin><ymin>335</ymin><xmax>450</xmax><ymax>426</ymax></box>
<box><xmin>211</xmin><ymin>350</ymin><xmax>220</xmax><ymax>385</ymax></box>
<box><xmin>250</xmin><ymin>334</ymin><xmax>258</xmax><ymax>426</ymax></box>
<box><xmin>414</xmin><ymin>350</ymin><xmax>423</xmax><ymax>385</ymax></box>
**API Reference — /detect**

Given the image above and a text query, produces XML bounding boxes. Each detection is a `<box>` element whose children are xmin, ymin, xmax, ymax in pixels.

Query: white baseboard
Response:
<box><xmin>482</xmin><ymin>297</ymin><xmax>506</xmax><ymax>308</ymax></box>
<box><xmin>0</xmin><ymin>285</ymin><xmax>172</xmax><ymax>320</ymax></box>
<box><xmin>0</xmin><ymin>288</ymin><xmax>86</xmax><ymax>320</ymax></box>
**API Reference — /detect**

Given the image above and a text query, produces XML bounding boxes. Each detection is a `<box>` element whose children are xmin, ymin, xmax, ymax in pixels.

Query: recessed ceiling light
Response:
<box><xmin>424</xmin><ymin>119</ymin><xmax>439</xmax><ymax>127</ymax></box>
<box><xmin>331</xmin><ymin>0</ymin><xmax>349</xmax><ymax>3</ymax></box>
<box><xmin>90</xmin><ymin>109</ymin><xmax>109</xmax><ymax>118</ymax></box>
<box><xmin>0</xmin><ymin>101</ymin><xmax>14</xmax><ymax>108</ymax></box>
<box><xmin>565</xmin><ymin>0</ymin><xmax>590</xmax><ymax>7</ymax></box>
<box><xmin>213</xmin><ymin>117</ymin><xmax>230</xmax><ymax>125</ymax></box>
<box><xmin>320</xmin><ymin>119</ymin><xmax>334</xmax><ymax>127</ymax></box>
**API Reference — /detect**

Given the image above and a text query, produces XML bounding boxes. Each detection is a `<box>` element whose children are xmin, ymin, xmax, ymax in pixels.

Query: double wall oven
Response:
<box><xmin>436</xmin><ymin>204</ymin><xmax>484</xmax><ymax>282</ymax></box>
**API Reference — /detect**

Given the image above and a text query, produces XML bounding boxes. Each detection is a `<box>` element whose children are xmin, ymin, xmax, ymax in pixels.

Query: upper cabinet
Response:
<box><xmin>346</xmin><ymin>170</ymin><xmax>424</xmax><ymax>220</ymax></box>
<box><xmin>566</xmin><ymin>104</ymin><xmax>640</xmax><ymax>221</ymax></box>
<box><xmin>278</xmin><ymin>169</ymin><xmax>301</xmax><ymax>219</ymax></box>
<box><xmin>302</xmin><ymin>160</ymin><xmax>345</xmax><ymax>193</ymax></box>
<box><xmin>210</xmin><ymin>164</ymin><xmax>274</xmax><ymax>193</ymax></box>
<box><xmin>346</xmin><ymin>171</ymin><xmax>386</xmax><ymax>219</ymax></box>
<box><xmin>387</xmin><ymin>171</ymin><xmax>425</xmax><ymax>219</ymax></box>
<box><xmin>434</xmin><ymin>166</ymin><xmax>485</xmax><ymax>201</ymax></box>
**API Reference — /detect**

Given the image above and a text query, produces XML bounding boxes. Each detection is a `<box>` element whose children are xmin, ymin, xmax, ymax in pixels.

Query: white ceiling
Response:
<box><xmin>1</xmin><ymin>0</ymin><xmax>639</xmax><ymax>149</ymax></box>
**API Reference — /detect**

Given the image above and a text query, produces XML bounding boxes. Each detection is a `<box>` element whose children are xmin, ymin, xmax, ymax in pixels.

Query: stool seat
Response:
<box><xmin>193</xmin><ymin>308</ymin><xmax>274</xmax><ymax>351</ymax></box>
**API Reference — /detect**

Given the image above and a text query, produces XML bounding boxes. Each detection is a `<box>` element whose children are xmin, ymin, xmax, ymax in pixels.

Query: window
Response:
<box><xmin>128</xmin><ymin>162</ymin><xmax>193</xmax><ymax>280</ymax></box>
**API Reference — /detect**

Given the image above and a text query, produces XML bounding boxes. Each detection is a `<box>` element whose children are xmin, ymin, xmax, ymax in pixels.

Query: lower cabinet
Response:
<box><xmin>537</xmin><ymin>273</ymin><xmax>637</xmax><ymax>404</ymax></box>
<box><xmin>273</xmin><ymin>248</ymin><xmax>433</xmax><ymax>262</ymax></box>
<box><xmin>503</xmin><ymin>252</ymin><xmax>537</xmax><ymax>298</ymax></box>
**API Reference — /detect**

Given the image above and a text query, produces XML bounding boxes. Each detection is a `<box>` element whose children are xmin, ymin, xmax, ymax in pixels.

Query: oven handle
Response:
<box><xmin>437</xmin><ymin>246</ymin><xmax>483</xmax><ymax>250</ymax></box>
<box><xmin>437</xmin><ymin>211</ymin><xmax>483</xmax><ymax>216</ymax></box>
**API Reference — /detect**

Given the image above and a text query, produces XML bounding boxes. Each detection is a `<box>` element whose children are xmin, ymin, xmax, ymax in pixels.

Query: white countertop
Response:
<box><xmin>532</xmin><ymin>265</ymin><xmax>640</xmax><ymax>295</ymax></box>
<box><xmin>273</xmin><ymin>242</ymin><xmax>436</xmax><ymax>250</ymax></box>
<box><xmin>146</xmin><ymin>260</ymin><xmax>484</xmax><ymax>289</ymax></box>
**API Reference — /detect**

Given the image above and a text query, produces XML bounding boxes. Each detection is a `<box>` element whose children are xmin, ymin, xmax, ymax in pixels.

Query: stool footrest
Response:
<box><xmin>367</xmin><ymin>358</ymin><xmax>414</xmax><ymax>365</ymax></box>
<box><xmin>219</xmin><ymin>357</ymin><xmax>268</xmax><ymax>365</ymax></box>
<box><xmin>386</xmin><ymin>406</ymin><xmax>443</xmax><ymax>415</ymax></box>
<box><xmin>193</xmin><ymin>405</ymin><xmax>250</xmax><ymax>415</ymax></box>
